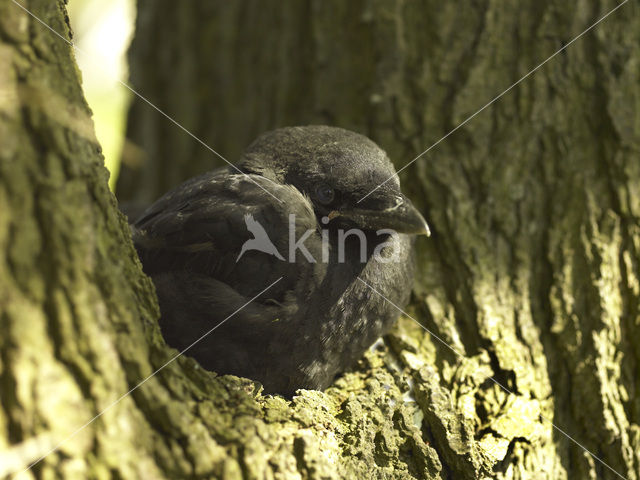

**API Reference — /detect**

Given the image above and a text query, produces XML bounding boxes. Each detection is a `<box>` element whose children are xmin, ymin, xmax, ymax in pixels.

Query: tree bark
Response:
<box><xmin>118</xmin><ymin>0</ymin><xmax>640</xmax><ymax>478</ymax></box>
<box><xmin>2</xmin><ymin>0</ymin><xmax>638</xmax><ymax>479</ymax></box>
<box><xmin>117</xmin><ymin>1</ymin><xmax>640</xmax><ymax>478</ymax></box>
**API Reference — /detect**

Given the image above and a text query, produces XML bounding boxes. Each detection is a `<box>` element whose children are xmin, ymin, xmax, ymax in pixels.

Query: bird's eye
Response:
<box><xmin>315</xmin><ymin>183</ymin><xmax>335</xmax><ymax>205</ymax></box>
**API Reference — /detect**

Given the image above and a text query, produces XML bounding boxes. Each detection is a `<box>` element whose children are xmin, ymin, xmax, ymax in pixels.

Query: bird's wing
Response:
<box><xmin>131</xmin><ymin>171</ymin><xmax>327</xmax><ymax>384</ymax></box>
<box><xmin>131</xmin><ymin>170</ymin><xmax>325</xmax><ymax>304</ymax></box>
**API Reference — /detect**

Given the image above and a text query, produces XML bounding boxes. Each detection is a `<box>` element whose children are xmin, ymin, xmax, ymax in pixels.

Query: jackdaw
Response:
<box><xmin>131</xmin><ymin>125</ymin><xmax>430</xmax><ymax>396</ymax></box>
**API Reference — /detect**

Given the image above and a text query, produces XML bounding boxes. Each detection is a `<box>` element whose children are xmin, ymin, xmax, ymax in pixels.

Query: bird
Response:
<box><xmin>131</xmin><ymin>125</ymin><xmax>430</xmax><ymax>397</ymax></box>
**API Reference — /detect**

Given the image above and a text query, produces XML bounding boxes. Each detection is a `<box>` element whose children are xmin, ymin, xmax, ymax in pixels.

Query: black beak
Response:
<box><xmin>330</xmin><ymin>194</ymin><xmax>430</xmax><ymax>236</ymax></box>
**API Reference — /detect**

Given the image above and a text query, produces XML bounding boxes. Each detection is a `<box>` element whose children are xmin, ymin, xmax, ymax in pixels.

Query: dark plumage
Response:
<box><xmin>132</xmin><ymin>126</ymin><xmax>429</xmax><ymax>396</ymax></box>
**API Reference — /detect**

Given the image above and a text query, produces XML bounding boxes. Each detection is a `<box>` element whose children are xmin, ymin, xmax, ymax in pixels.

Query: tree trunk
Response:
<box><xmin>2</xmin><ymin>0</ymin><xmax>638</xmax><ymax>479</ymax></box>
<box><xmin>117</xmin><ymin>1</ymin><xmax>640</xmax><ymax>478</ymax></box>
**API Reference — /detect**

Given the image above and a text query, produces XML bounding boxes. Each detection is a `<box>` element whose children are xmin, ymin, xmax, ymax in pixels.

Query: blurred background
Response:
<box><xmin>68</xmin><ymin>0</ymin><xmax>134</xmax><ymax>190</ymax></box>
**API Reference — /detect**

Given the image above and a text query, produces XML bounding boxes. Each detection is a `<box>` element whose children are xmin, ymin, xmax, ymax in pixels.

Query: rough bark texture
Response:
<box><xmin>117</xmin><ymin>1</ymin><xmax>640</xmax><ymax>478</ymax></box>
<box><xmin>2</xmin><ymin>1</ymin><xmax>639</xmax><ymax>479</ymax></box>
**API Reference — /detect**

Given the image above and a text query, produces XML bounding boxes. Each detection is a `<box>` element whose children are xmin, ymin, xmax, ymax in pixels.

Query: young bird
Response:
<box><xmin>132</xmin><ymin>126</ymin><xmax>430</xmax><ymax>396</ymax></box>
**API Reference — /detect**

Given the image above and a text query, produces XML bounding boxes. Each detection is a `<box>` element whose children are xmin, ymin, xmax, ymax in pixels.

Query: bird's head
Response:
<box><xmin>238</xmin><ymin>125</ymin><xmax>430</xmax><ymax>237</ymax></box>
